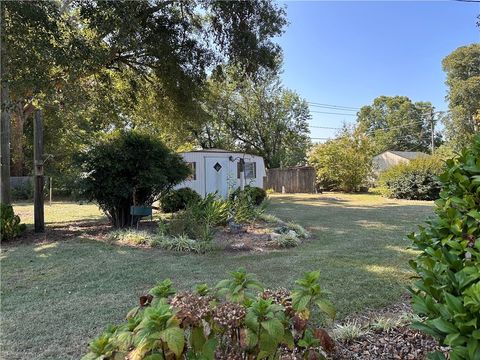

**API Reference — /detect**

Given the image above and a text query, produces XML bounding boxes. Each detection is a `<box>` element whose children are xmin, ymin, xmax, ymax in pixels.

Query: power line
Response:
<box><xmin>310</xmin><ymin>137</ymin><xmax>331</xmax><ymax>141</ymax></box>
<box><xmin>307</xmin><ymin>101</ymin><xmax>360</xmax><ymax>111</ymax></box>
<box><xmin>310</xmin><ymin>110</ymin><xmax>357</xmax><ymax>116</ymax></box>
<box><xmin>309</xmin><ymin>125</ymin><xmax>342</xmax><ymax>130</ymax></box>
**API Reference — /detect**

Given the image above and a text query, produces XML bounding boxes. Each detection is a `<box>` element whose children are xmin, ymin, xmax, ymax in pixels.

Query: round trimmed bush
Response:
<box><xmin>230</xmin><ymin>186</ymin><xmax>267</xmax><ymax>206</ymax></box>
<box><xmin>379</xmin><ymin>156</ymin><xmax>444</xmax><ymax>200</ymax></box>
<box><xmin>161</xmin><ymin>188</ymin><xmax>201</xmax><ymax>213</ymax></box>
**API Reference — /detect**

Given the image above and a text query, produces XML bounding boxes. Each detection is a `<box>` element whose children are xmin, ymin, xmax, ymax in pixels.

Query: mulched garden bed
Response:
<box><xmin>330</xmin><ymin>294</ymin><xmax>449</xmax><ymax>360</ymax></box>
<box><xmin>333</xmin><ymin>327</ymin><xmax>448</xmax><ymax>360</ymax></box>
<box><xmin>9</xmin><ymin>218</ymin><xmax>307</xmax><ymax>253</ymax></box>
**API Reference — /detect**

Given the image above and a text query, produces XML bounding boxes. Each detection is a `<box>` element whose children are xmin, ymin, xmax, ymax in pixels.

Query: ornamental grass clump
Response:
<box><xmin>409</xmin><ymin>136</ymin><xmax>480</xmax><ymax>359</ymax></box>
<box><xmin>82</xmin><ymin>269</ymin><xmax>336</xmax><ymax>360</ymax></box>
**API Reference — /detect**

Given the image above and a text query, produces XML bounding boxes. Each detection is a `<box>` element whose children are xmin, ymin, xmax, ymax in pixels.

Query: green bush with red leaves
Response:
<box><xmin>82</xmin><ymin>269</ymin><xmax>335</xmax><ymax>360</ymax></box>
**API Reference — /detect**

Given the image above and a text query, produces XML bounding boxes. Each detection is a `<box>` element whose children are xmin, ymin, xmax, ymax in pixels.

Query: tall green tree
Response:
<box><xmin>442</xmin><ymin>43</ymin><xmax>480</xmax><ymax>149</ymax></box>
<box><xmin>357</xmin><ymin>96</ymin><xmax>441</xmax><ymax>154</ymax></box>
<box><xmin>1</xmin><ymin>0</ymin><xmax>287</xmax><ymax>195</ymax></box>
<box><xmin>198</xmin><ymin>71</ymin><xmax>311</xmax><ymax>168</ymax></box>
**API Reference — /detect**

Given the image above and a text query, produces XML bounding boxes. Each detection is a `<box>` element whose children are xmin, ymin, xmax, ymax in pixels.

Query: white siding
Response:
<box><xmin>175</xmin><ymin>151</ymin><xmax>266</xmax><ymax>197</ymax></box>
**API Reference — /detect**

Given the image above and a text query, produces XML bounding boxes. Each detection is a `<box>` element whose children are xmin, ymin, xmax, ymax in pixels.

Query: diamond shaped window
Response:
<box><xmin>213</xmin><ymin>162</ymin><xmax>222</xmax><ymax>172</ymax></box>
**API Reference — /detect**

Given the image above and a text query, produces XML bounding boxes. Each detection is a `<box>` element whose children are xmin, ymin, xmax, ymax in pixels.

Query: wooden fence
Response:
<box><xmin>265</xmin><ymin>166</ymin><xmax>316</xmax><ymax>193</ymax></box>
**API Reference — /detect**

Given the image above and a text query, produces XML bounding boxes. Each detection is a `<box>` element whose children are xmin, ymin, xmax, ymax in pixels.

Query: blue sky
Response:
<box><xmin>275</xmin><ymin>1</ymin><xmax>480</xmax><ymax>141</ymax></box>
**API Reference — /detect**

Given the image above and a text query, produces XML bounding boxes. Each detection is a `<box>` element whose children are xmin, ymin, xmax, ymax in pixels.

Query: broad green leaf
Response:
<box><xmin>201</xmin><ymin>338</ymin><xmax>217</xmax><ymax>359</ymax></box>
<box><xmin>190</xmin><ymin>326</ymin><xmax>205</xmax><ymax>352</ymax></box>
<box><xmin>429</xmin><ymin>317</ymin><xmax>458</xmax><ymax>334</ymax></box>
<box><xmin>258</xmin><ymin>331</ymin><xmax>277</xmax><ymax>356</ymax></box>
<box><xmin>411</xmin><ymin>321</ymin><xmax>441</xmax><ymax>338</ymax></box>
<box><xmin>315</xmin><ymin>299</ymin><xmax>336</xmax><ymax>320</ymax></box>
<box><xmin>445</xmin><ymin>333</ymin><xmax>467</xmax><ymax>347</ymax></box>
<box><xmin>160</xmin><ymin>327</ymin><xmax>184</xmax><ymax>358</ymax></box>
<box><xmin>426</xmin><ymin>351</ymin><xmax>446</xmax><ymax>360</ymax></box>
<box><xmin>292</xmin><ymin>293</ymin><xmax>311</xmax><ymax>311</ymax></box>
<box><xmin>467</xmin><ymin>339</ymin><xmax>480</xmax><ymax>360</ymax></box>
<box><xmin>282</xmin><ymin>330</ymin><xmax>295</xmax><ymax>349</ymax></box>
<box><xmin>244</xmin><ymin>329</ymin><xmax>258</xmax><ymax>348</ymax></box>
<box><xmin>261</xmin><ymin>318</ymin><xmax>284</xmax><ymax>341</ymax></box>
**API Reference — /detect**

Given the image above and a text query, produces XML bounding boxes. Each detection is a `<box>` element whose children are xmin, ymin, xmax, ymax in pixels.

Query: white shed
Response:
<box><xmin>175</xmin><ymin>149</ymin><xmax>266</xmax><ymax>198</ymax></box>
<box><xmin>373</xmin><ymin>150</ymin><xmax>428</xmax><ymax>174</ymax></box>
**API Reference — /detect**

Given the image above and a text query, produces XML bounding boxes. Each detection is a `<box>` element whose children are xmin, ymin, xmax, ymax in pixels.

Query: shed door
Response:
<box><xmin>205</xmin><ymin>157</ymin><xmax>229</xmax><ymax>198</ymax></box>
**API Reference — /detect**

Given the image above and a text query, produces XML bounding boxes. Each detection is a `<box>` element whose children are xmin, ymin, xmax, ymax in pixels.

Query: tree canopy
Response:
<box><xmin>198</xmin><ymin>70</ymin><xmax>311</xmax><ymax>168</ymax></box>
<box><xmin>442</xmin><ymin>43</ymin><xmax>480</xmax><ymax>149</ymax></box>
<box><xmin>1</xmin><ymin>0</ymin><xmax>287</xmax><ymax>196</ymax></box>
<box><xmin>356</xmin><ymin>96</ymin><xmax>441</xmax><ymax>155</ymax></box>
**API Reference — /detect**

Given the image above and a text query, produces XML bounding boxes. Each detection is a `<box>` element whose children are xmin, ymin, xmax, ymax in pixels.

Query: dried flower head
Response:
<box><xmin>170</xmin><ymin>292</ymin><xmax>213</xmax><ymax>326</ymax></box>
<box><xmin>213</xmin><ymin>302</ymin><xmax>246</xmax><ymax>329</ymax></box>
<box><xmin>262</xmin><ymin>288</ymin><xmax>294</xmax><ymax>317</ymax></box>
<box><xmin>215</xmin><ymin>349</ymin><xmax>244</xmax><ymax>360</ymax></box>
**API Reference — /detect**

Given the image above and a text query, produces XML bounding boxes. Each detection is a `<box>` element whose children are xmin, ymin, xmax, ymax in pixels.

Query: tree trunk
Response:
<box><xmin>11</xmin><ymin>102</ymin><xmax>26</xmax><ymax>176</ymax></box>
<box><xmin>0</xmin><ymin>5</ymin><xmax>11</xmax><ymax>204</ymax></box>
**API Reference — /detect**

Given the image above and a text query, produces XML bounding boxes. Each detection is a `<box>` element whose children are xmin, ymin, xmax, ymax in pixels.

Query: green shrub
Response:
<box><xmin>379</xmin><ymin>156</ymin><xmax>444</xmax><ymax>200</ymax></box>
<box><xmin>308</xmin><ymin>128</ymin><xmax>374</xmax><ymax>192</ymax></box>
<box><xmin>228</xmin><ymin>190</ymin><xmax>266</xmax><ymax>224</ymax></box>
<box><xmin>274</xmin><ymin>233</ymin><xmax>300</xmax><ymax>248</ymax></box>
<box><xmin>230</xmin><ymin>185</ymin><xmax>267</xmax><ymax>206</ymax></box>
<box><xmin>1</xmin><ymin>204</ymin><xmax>26</xmax><ymax>242</ymax></box>
<box><xmin>160</xmin><ymin>188</ymin><xmax>201</xmax><ymax>213</ymax></box>
<box><xmin>76</xmin><ymin>131</ymin><xmax>190</xmax><ymax>228</ymax></box>
<box><xmin>168</xmin><ymin>193</ymin><xmax>229</xmax><ymax>242</ymax></box>
<box><xmin>82</xmin><ymin>270</ymin><xmax>335</xmax><ymax>360</ymax></box>
<box><xmin>408</xmin><ymin>136</ymin><xmax>480</xmax><ymax>359</ymax></box>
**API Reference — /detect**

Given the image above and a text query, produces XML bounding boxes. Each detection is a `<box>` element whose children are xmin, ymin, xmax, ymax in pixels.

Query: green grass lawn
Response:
<box><xmin>1</xmin><ymin>193</ymin><xmax>433</xmax><ymax>359</ymax></box>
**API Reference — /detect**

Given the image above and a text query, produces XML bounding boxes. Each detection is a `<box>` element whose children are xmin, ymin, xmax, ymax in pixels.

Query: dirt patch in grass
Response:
<box><xmin>214</xmin><ymin>222</ymin><xmax>284</xmax><ymax>252</ymax></box>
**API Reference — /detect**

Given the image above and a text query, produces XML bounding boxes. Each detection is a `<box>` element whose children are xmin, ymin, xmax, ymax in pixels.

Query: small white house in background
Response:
<box><xmin>175</xmin><ymin>149</ymin><xmax>266</xmax><ymax>198</ymax></box>
<box><xmin>373</xmin><ymin>150</ymin><xmax>428</xmax><ymax>174</ymax></box>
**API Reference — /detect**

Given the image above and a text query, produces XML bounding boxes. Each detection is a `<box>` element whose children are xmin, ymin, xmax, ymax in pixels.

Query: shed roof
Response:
<box><xmin>180</xmin><ymin>149</ymin><xmax>263</xmax><ymax>158</ymax></box>
<box><xmin>388</xmin><ymin>151</ymin><xmax>428</xmax><ymax>160</ymax></box>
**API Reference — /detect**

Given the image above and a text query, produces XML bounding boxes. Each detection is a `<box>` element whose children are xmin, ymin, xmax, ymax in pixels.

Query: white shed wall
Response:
<box><xmin>373</xmin><ymin>152</ymin><xmax>409</xmax><ymax>174</ymax></box>
<box><xmin>175</xmin><ymin>151</ymin><xmax>266</xmax><ymax>197</ymax></box>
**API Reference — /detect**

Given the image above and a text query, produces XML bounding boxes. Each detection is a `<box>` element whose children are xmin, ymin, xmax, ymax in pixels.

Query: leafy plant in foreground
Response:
<box><xmin>82</xmin><ymin>269</ymin><xmax>336</xmax><ymax>360</ymax></box>
<box><xmin>408</xmin><ymin>135</ymin><xmax>480</xmax><ymax>359</ymax></box>
<box><xmin>215</xmin><ymin>267</ymin><xmax>264</xmax><ymax>303</ymax></box>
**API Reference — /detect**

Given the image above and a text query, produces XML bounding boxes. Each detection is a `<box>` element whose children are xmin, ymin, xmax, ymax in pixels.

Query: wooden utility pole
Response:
<box><xmin>430</xmin><ymin>108</ymin><xmax>435</xmax><ymax>155</ymax></box>
<box><xmin>34</xmin><ymin>110</ymin><xmax>45</xmax><ymax>232</ymax></box>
